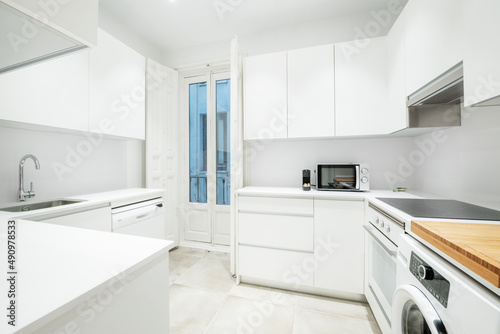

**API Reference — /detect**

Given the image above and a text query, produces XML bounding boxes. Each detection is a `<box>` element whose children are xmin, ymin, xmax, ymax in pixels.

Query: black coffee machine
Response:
<box><xmin>302</xmin><ymin>169</ymin><xmax>311</xmax><ymax>191</ymax></box>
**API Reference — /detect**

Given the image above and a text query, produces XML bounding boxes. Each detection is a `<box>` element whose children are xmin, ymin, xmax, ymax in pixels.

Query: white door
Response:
<box><xmin>182</xmin><ymin>71</ymin><xmax>231</xmax><ymax>246</ymax></box>
<box><xmin>145</xmin><ymin>58</ymin><xmax>179</xmax><ymax>245</ymax></box>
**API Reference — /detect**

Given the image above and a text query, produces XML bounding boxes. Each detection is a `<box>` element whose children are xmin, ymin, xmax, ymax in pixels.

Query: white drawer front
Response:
<box><xmin>239</xmin><ymin>213</ymin><xmax>313</xmax><ymax>252</ymax></box>
<box><xmin>238</xmin><ymin>196</ymin><xmax>313</xmax><ymax>216</ymax></box>
<box><xmin>239</xmin><ymin>245</ymin><xmax>314</xmax><ymax>286</ymax></box>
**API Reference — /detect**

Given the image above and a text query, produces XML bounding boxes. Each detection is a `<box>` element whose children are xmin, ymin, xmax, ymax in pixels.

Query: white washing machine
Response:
<box><xmin>392</xmin><ymin>234</ymin><xmax>500</xmax><ymax>334</ymax></box>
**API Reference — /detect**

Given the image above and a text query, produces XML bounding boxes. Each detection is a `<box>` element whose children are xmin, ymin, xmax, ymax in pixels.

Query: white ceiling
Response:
<box><xmin>99</xmin><ymin>0</ymin><xmax>402</xmax><ymax>54</ymax></box>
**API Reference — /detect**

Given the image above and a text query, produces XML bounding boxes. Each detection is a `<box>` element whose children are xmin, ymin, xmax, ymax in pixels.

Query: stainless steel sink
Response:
<box><xmin>0</xmin><ymin>200</ymin><xmax>85</xmax><ymax>212</ymax></box>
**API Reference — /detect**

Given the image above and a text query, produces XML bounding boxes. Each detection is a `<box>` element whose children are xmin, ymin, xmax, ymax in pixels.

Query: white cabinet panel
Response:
<box><xmin>404</xmin><ymin>0</ymin><xmax>463</xmax><ymax>96</ymax></box>
<box><xmin>33</xmin><ymin>206</ymin><xmax>111</xmax><ymax>232</ymax></box>
<box><xmin>239</xmin><ymin>213</ymin><xmax>313</xmax><ymax>251</ymax></box>
<box><xmin>288</xmin><ymin>45</ymin><xmax>335</xmax><ymax>138</ymax></box>
<box><xmin>313</xmin><ymin>199</ymin><xmax>365</xmax><ymax>294</ymax></box>
<box><xmin>238</xmin><ymin>196</ymin><xmax>313</xmax><ymax>216</ymax></box>
<box><xmin>244</xmin><ymin>52</ymin><xmax>287</xmax><ymax>140</ymax></box>
<box><xmin>463</xmin><ymin>0</ymin><xmax>500</xmax><ymax>107</ymax></box>
<box><xmin>0</xmin><ymin>50</ymin><xmax>89</xmax><ymax>131</ymax></box>
<box><xmin>335</xmin><ymin>37</ymin><xmax>389</xmax><ymax>136</ymax></box>
<box><xmin>386</xmin><ymin>11</ymin><xmax>407</xmax><ymax>133</ymax></box>
<box><xmin>239</xmin><ymin>245</ymin><xmax>314</xmax><ymax>286</ymax></box>
<box><xmin>89</xmin><ymin>29</ymin><xmax>146</xmax><ymax>140</ymax></box>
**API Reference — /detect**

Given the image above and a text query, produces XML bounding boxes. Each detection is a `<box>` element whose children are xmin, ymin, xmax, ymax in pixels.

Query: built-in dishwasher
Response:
<box><xmin>112</xmin><ymin>198</ymin><xmax>165</xmax><ymax>239</ymax></box>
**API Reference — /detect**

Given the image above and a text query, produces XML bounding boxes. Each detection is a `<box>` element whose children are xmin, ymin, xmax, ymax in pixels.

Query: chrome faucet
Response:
<box><xmin>18</xmin><ymin>154</ymin><xmax>40</xmax><ymax>202</ymax></box>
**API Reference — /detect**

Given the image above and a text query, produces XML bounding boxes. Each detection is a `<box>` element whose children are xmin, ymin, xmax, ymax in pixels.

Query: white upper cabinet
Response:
<box><xmin>335</xmin><ymin>37</ymin><xmax>389</xmax><ymax>136</ymax></box>
<box><xmin>386</xmin><ymin>10</ymin><xmax>408</xmax><ymax>133</ymax></box>
<box><xmin>463</xmin><ymin>0</ymin><xmax>500</xmax><ymax>107</ymax></box>
<box><xmin>89</xmin><ymin>29</ymin><xmax>146</xmax><ymax>140</ymax></box>
<box><xmin>244</xmin><ymin>51</ymin><xmax>288</xmax><ymax>140</ymax></box>
<box><xmin>0</xmin><ymin>50</ymin><xmax>89</xmax><ymax>131</ymax></box>
<box><xmin>0</xmin><ymin>0</ymin><xmax>97</xmax><ymax>73</ymax></box>
<box><xmin>287</xmin><ymin>45</ymin><xmax>335</xmax><ymax>138</ymax></box>
<box><xmin>5</xmin><ymin>0</ymin><xmax>98</xmax><ymax>46</ymax></box>
<box><xmin>403</xmin><ymin>0</ymin><xmax>463</xmax><ymax>96</ymax></box>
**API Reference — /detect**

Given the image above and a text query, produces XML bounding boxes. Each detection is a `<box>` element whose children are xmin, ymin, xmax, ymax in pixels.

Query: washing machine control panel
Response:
<box><xmin>410</xmin><ymin>252</ymin><xmax>450</xmax><ymax>308</ymax></box>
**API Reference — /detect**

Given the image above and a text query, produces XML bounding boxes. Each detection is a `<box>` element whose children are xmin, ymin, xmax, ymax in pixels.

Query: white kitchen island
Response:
<box><xmin>0</xmin><ymin>218</ymin><xmax>174</xmax><ymax>334</ymax></box>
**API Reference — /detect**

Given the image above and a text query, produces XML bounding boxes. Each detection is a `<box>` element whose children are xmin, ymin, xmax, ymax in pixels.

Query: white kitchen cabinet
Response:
<box><xmin>89</xmin><ymin>29</ymin><xmax>146</xmax><ymax>140</ymax></box>
<box><xmin>313</xmin><ymin>199</ymin><xmax>365</xmax><ymax>294</ymax></box>
<box><xmin>403</xmin><ymin>0</ymin><xmax>463</xmax><ymax>96</ymax></box>
<box><xmin>463</xmin><ymin>0</ymin><xmax>500</xmax><ymax>107</ymax></box>
<box><xmin>31</xmin><ymin>206</ymin><xmax>111</xmax><ymax>232</ymax></box>
<box><xmin>239</xmin><ymin>245</ymin><xmax>314</xmax><ymax>286</ymax></box>
<box><xmin>237</xmin><ymin>195</ymin><xmax>314</xmax><ymax>287</ymax></box>
<box><xmin>335</xmin><ymin>37</ymin><xmax>389</xmax><ymax>136</ymax></box>
<box><xmin>5</xmin><ymin>0</ymin><xmax>98</xmax><ymax>47</ymax></box>
<box><xmin>287</xmin><ymin>45</ymin><xmax>335</xmax><ymax>138</ymax></box>
<box><xmin>0</xmin><ymin>50</ymin><xmax>89</xmax><ymax>131</ymax></box>
<box><xmin>386</xmin><ymin>10</ymin><xmax>408</xmax><ymax>133</ymax></box>
<box><xmin>244</xmin><ymin>51</ymin><xmax>288</xmax><ymax>140</ymax></box>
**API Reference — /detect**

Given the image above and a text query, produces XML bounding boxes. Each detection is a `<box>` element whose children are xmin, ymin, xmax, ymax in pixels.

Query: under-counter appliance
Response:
<box><xmin>376</xmin><ymin>198</ymin><xmax>500</xmax><ymax>221</ymax></box>
<box><xmin>316</xmin><ymin>163</ymin><xmax>369</xmax><ymax>191</ymax></box>
<box><xmin>112</xmin><ymin>198</ymin><xmax>165</xmax><ymax>239</ymax></box>
<box><xmin>364</xmin><ymin>202</ymin><xmax>405</xmax><ymax>334</ymax></box>
<box><xmin>393</xmin><ymin>234</ymin><xmax>500</xmax><ymax>334</ymax></box>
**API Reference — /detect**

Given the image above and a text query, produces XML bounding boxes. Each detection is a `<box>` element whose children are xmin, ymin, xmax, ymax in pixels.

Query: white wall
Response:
<box><xmin>98</xmin><ymin>7</ymin><xmax>164</xmax><ymax>64</ymax></box>
<box><xmin>412</xmin><ymin>106</ymin><xmax>500</xmax><ymax>210</ymax></box>
<box><xmin>245</xmin><ymin>137</ymin><xmax>415</xmax><ymax>190</ymax></box>
<box><xmin>164</xmin><ymin>10</ymin><xmax>399</xmax><ymax>68</ymax></box>
<box><xmin>0</xmin><ymin>127</ymin><xmax>130</xmax><ymax>204</ymax></box>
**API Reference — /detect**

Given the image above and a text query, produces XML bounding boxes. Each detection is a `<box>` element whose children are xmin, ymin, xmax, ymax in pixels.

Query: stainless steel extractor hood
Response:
<box><xmin>0</xmin><ymin>2</ymin><xmax>87</xmax><ymax>74</ymax></box>
<box><xmin>406</xmin><ymin>63</ymin><xmax>463</xmax><ymax>128</ymax></box>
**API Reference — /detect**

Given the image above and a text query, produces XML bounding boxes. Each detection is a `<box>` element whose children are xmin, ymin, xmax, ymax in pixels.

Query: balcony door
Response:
<box><xmin>182</xmin><ymin>72</ymin><xmax>231</xmax><ymax>245</ymax></box>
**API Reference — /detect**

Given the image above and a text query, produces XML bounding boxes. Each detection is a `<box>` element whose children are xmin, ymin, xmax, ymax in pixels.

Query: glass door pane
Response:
<box><xmin>189</xmin><ymin>82</ymin><xmax>207</xmax><ymax>203</ymax></box>
<box><xmin>215</xmin><ymin>79</ymin><xmax>230</xmax><ymax>205</ymax></box>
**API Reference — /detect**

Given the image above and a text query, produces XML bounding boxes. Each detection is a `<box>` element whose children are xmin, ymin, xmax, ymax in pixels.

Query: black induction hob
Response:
<box><xmin>376</xmin><ymin>198</ymin><xmax>500</xmax><ymax>221</ymax></box>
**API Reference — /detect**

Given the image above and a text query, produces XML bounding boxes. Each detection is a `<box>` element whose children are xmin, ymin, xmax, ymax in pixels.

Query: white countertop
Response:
<box><xmin>0</xmin><ymin>219</ymin><xmax>174</xmax><ymax>334</ymax></box>
<box><xmin>0</xmin><ymin>188</ymin><xmax>171</xmax><ymax>333</ymax></box>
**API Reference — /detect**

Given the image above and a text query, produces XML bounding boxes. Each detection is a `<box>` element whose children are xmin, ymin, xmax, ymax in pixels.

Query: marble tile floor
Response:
<box><xmin>169</xmin><ymin>246</ymin><xmax>382</xmax><ymax>334</ymax></box>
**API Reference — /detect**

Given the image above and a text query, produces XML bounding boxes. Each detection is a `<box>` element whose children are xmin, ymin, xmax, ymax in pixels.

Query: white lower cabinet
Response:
<box><xmin>239</xmin><ymin>245</ymin><xmax>314</xmax><ymax>286</ymax></box>
<box><xmin>237</xmin><ymin>194</ymin><xmax>365</xmax><ymax>297</ymax></box>
<box><xmin>30</xmin><ymin>206</ymin><xmax>111</xmax><ymax>232</ymax></box>
<box><xmin>313</xmin><ymin>199</ymin><xmax>365</xmax><ymax>294</ymax></box>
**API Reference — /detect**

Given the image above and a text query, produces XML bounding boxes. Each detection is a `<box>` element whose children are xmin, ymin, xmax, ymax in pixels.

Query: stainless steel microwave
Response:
<box><xmin>316</xmin><ymin>163</ymin><xmax>370</xmax><ymax>191</ymax></box>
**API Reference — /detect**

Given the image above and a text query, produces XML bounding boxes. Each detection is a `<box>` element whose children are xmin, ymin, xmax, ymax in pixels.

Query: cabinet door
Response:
<box><xmin>0</xmin><ymin>50</ymin><xmax>89</xmax><ymax>131</ymax></box>
<box><xmin>386</xmin><ymin>10</ymin><xmax>407</xmax><ymax>133</ymax></box>
<box><xmin>404</xmin><ymin>0</ymin><xmax>463</xmax><ymax>96</ymax></box>
<box><xmin>313</xmin><ymin>199</ymin><xmax>365</xmax><ymax>294</ymax></box>
<box><xmin>335</xmin><ymin>37</ymin><xmax>389</xmax><ymax>136</ymax></box>
<box><xmin>288</xmin><ymin>45</ymin><xmax>335</xmax><ymax>138</ymax></box>
<box><xmin>35</xmin><ymin>206</ymin><xmax>111</xmax><ymax>232</ymax></box>
<box><xmin>463</xmin><ymin>0</ymin><xmax>500</xmax><ymax>107</ymax></box>
<box><xmin>244</xmin><ymin>52</ymin><xmax>287</xmax><ymax>140</ymax></box>
<box><xmin>239</xmin><ymin>245</ymin><xmax>314</xmax><ymax>286</ymax></box>
<box><xmin>89</xmin><ymin>29</ymin><xmax>146</xmax><ymax>140</ymax></box>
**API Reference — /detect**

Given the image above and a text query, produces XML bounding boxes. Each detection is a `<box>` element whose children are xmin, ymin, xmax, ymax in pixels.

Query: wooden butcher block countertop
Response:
<box><xmin>411</xmin><ymin>220</ymin><xmax>500</xmax><ymax>288</ymax></box>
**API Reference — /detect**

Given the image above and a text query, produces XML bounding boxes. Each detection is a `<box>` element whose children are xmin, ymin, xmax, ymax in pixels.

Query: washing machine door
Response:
<box><xmin>392</xmin><ymin>285</ymin><xmax>447</xmax><ymax>334</ymax></box>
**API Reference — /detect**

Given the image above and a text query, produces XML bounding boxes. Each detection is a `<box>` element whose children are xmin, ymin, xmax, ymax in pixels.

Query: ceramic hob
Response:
<box><xmin>376</xmin><ymin>198</ymin><xmax>500</xmax><ymax>221</ymax></box>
